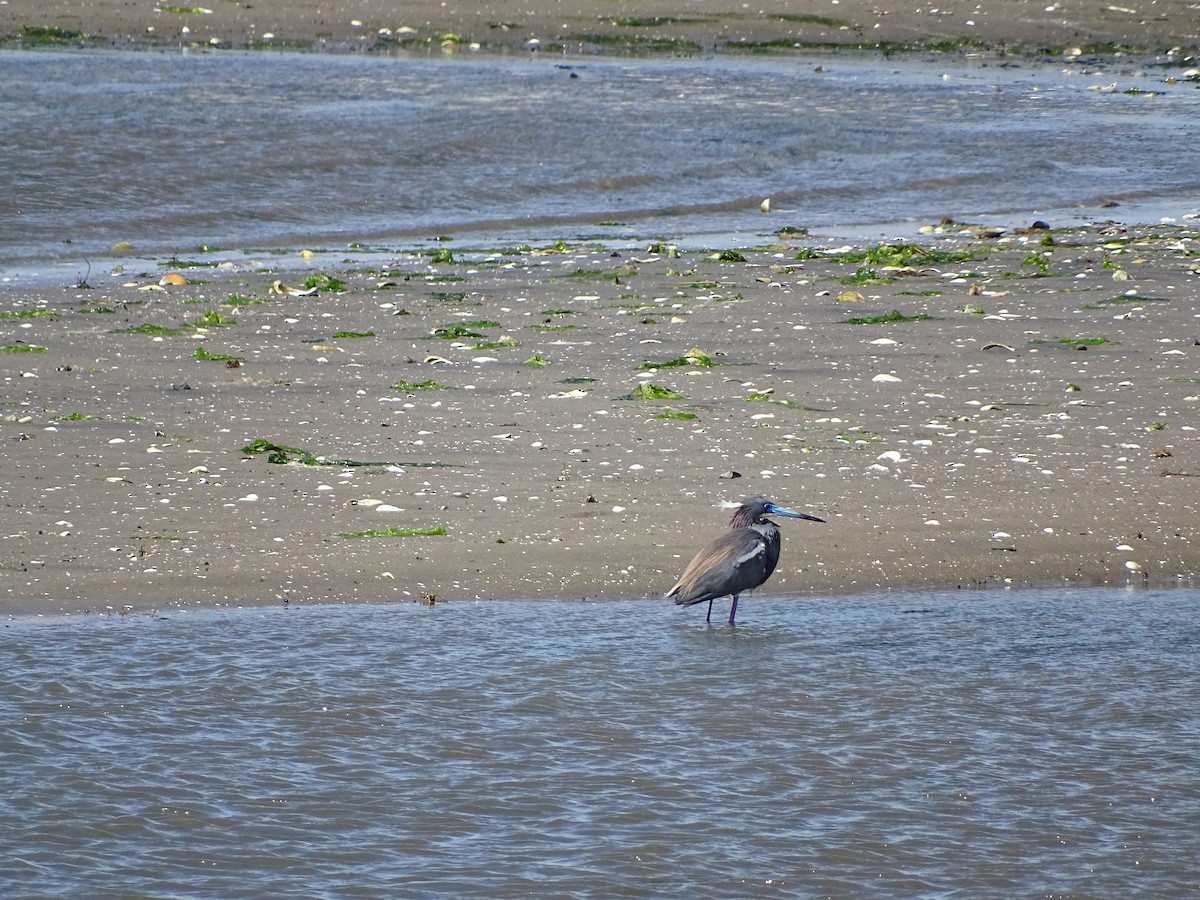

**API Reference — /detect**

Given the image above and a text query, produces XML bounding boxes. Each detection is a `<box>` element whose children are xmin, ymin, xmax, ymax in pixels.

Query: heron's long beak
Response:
<box><xmin>765</xmin><ymin>503</ymin><xmax>825</xmax><ymax>523</ymax></box>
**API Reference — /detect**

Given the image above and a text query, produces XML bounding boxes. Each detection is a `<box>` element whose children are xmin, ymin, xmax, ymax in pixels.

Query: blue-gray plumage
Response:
<box><xmin>666</xmin><ymin>496</ymin><xmax>825</xmax><ymax>625</ymax></box>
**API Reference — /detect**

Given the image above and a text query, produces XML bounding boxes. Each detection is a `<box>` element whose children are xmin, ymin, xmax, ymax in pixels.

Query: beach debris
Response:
<box><xmin>271</xmin><ymin>280</ymin><xmax>318</xmax><ymax>296</ymax></box>
<box><xmin>760</xmin><ymin>198</ymin><xmax>771</xmax><ymax>213</ymax></box>
<box><xmin>638</xmin><ymin>348</ymin><xmax>716</xmax><ymax>370</ymax></box>
<box><xmin>423</xmin><ymin>355</ymin><xmax>452</xmax><ymax>365</ymax></box>
<box><xmin>842</xmin><ymin>310</ymin><xmax>933</xmax><ymax>325</ymax></box>
<box><xmin>836</xmin><ymin>290</ymin><xmax>866</xmax><ymax>303</ymax></box>
<box><xmin>159</xmin><ymin>273</ymin><xmax>188</xmax><ymax>286</ymax></box>
<box><xmin>622</xmin><ymin>383</ymin><xmax>681</xmax><ymax>401</ymax></box>
<box><xmin>338</xmin><ymin>527</ymin><xmax>446</xmax><ymax>538</ymax></box>
<box><xmin>719</xmin><ymin>470</ymin><xmax>742</xmax><ymax>479</ymax></box>
<box><xmin>242</xmin><ymin>439</ymin><xmax>439</xmax><ymax>468</ymax></box>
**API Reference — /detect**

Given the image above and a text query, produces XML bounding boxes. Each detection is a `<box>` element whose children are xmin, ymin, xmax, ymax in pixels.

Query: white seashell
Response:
<box><xmin>492</xmin><ymin>496</ymin><xmax>509</xmax><ymax>502</ymax></box>
<box><xmin>1116</xmin><ymin>544</ymin><xmax>1134</xmax><ymax>551</ymax></box>
<box><xmin>239</xmin><ymin>493</ymin><xmax>259</xmax><ymax>502</ymax></box>
<box><xmin>872</xmin><ymin>373</ymin><xmax>901</xmax><ymax>382</ymax></box>
<box><xmin>993</xmin><ymin>531</ymin><xmax>1011</xmax><ymax>539</ymax></box>
<box><xmin>877</xmin><ymin>450</ymin><xmax>905</xmax><ymax>463</ymax></box>
<box><xmin>472</xmin><ymin>357</ymin><xmax>498</xmax><ymax>364</ymax></box>
<box><xmin>1125</xmin><ymin>560</ymin><xmax>1142</xmax><ymax>571</ymax></box>
<box><xmin>973</xmin><ymin>448</ymin><xmax>993</xmax><ymax>454</ymax></box>
<box><xmin>612</xmin><ymin>505</ymin><xmax>627</xmax><ymax>513</ymax></box>
<box><xmin>374</xmin><ymin>504</ymin><xmax>404</xmax><ymax>513</ymax></box>
<box><xmin>108</xmin><ymin>438</ymin><xmax>126</xmax><ymax>444</ymax></box>
<box><xmin>750</xmin><ymin>413</ymin><xmax>775</xmax><ymax>420</ymax></box>
<box><xmin>869</xmin><ymin>338</ymin><xmax>899</xmax><ymax>345</ymax></box>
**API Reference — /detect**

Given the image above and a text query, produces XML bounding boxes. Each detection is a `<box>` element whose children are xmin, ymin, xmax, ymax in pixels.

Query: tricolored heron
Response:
<box><xmin>666</xmin><ymin>496</ymin><xmax>824</xmax><ymax>625</ymax></box>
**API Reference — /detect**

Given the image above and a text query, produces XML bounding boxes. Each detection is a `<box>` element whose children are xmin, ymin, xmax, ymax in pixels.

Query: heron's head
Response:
<box><xmin>730</xmin><ymin>496</ymin><xmax>825</xmax><ymax>528</ymax></box>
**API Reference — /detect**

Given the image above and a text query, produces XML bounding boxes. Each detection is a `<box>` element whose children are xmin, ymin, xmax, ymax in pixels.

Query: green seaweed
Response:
<box><xmin>612</xmin><ymin>16</ymin><xmax>707</xmax><ymax>26</ymax></box>
<box><xmin>840</xmin><ymin>310</ymin><xmax>934</xmax><ymax>325</ymax></box>
<box><xmin>525</xmin><ymin>355</ymin><xmax>553</xmax><ymax>368</ymax></box>
<box><xmin>392</xmin><ymin>379</ymin><xmax>445</xmax><ymax>391</ymax></box>
<box><xmin>161</xmin><ymin>258</ymin><xmax>216</xmax><ymax>269</ymax></box>
<box><xmin>470</xmin><ymin>337</ymin><xmax>518</xmax><ymax>350</ymax></box>
<box><xmin>1059</xmin><ymin>336</ymin><xmax>1110</xmax><ymax>347</ymax></box>
<box><xmin>15</xmin><ymin>25</ymin><xmax>99</xmax><ymax>46</ymax></box>
<box><xmin>0</xmin><ymin>309</ymin><xmax>55</xmax><ymax>320</ymax></box>
<box><xmin>303</xmin><ymin>274</ymin><xmax>346</xmax><ymax>292</ymax></box>
<box><xmin>332</xmin><ymin>331</ymin><xmax>375</xmax><ymax>339</ymax></box>
<box><xmin>433</xmin><ymin>324</ymin><xmax>484</xmax><ymax>339</ymax></box>
<box><xmin>821</xmin><ymin>243</ymin><xmax>982</xmax><ymax>267</ymax></box>
<box><xmin>338</xmin><ymin>526</ymin><xmax>447</xmax><ymax>539</ymax></box>
<box><xmin>777</xmin><ymin>13</ymin><xmax>846</xmax><ymax>25</ymax></box>
<box><xmin>429</xmin><ymin>291</ymin><xmax>469</xmax><ymax>303</ymax></box>
<box><xmin>192</xmin><ymin>347</ymin><xmax>243</xmax><ymax>362</ymax></box>
<box><xmin>638</xmin><ymin>348</ymin><xmax>717</xmax><ymax>369</ymax></box>
<box><xmin>1023</xmin><ymin>252</ymin><xmax>1052</xmax><ymax>275</ymax></box>
<box><xmin>242</xmin><ymin>438</ymin><xmax>450</xmax><ymax>468</ymax></box>
<box><xmin>530</xmin><ymin>323</ymin><xmax>576</xmax><ymax>333</ymax></box>
<box><xmin>565</xmin><ymin>33</ymin><xmax>701</xmax><ymax>55</ymax></box>
<box><xmin>0</xmin><ymin>344</ymin><xmax>45</xmax><ymax>354</ymax></box>
<box><xmin>560</xmin><ymin>268</ymin><xmax>635</xmax><ymax>283</ymax></box>
<box><xmin>622</xmin><ymin>382</ymin><xmax>682</xmax><ymax>400</ymax></box>
<box><xmin>656</xmin><ymin>410</ymin><xmax>698</xmax><ymax>420</ymax></box>
<box><xmin>840</xmin><ymin>266</ymin><xmax>894</xmax><ymax>286</ymax></box>
<box><xmin>1094</xmin><ymin>294</ymin><xmax>1170</xmax><ymax>306</ymax></box>
<box><xmin>194</xmin><ymin>310</ymin><xmax>237</xmax><ymax>327</ymax></box>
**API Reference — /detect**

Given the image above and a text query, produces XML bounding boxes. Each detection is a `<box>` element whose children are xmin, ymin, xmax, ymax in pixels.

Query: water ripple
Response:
<box><xmin>2</xmin><ymin>589</ymin><xmax>1199</xmax><ymax>896</ymax></box>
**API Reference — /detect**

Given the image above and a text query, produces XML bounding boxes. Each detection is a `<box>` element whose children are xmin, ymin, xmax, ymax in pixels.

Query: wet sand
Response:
<box><xmin>4</xmin><ymin>0</ymin><xmax>1198</xmax><ymax>58</ymax></box>
<box><xmin>3</xmin><ymin>2</ymin><xmax>1200</xmax><ymax>615</ymax></box>
<box><xmin>3</xmin><ymin>224</ymin><xmax>1200</xmax><ymax>616</ymax></box>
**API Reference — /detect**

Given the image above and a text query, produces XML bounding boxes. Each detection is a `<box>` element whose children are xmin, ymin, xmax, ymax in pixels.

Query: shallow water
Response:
<box><xmin>2</xmin><ymin>50</ymin><xmax>1199</xmax><ymax>276</ymax></box>
<box><xmin>3</xmin><ymin>588</ymin><xmax>1198</xmax><ymax>896</ymax></box>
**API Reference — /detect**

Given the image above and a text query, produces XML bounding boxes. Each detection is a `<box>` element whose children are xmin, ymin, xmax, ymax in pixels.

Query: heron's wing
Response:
<box><xmin>666</xmin><ymin>530</ymin><xmax>769</xmax><ymax>605</ymax></box>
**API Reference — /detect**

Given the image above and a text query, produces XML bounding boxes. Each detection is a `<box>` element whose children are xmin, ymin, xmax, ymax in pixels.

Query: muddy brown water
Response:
<box><xmin>3</xmin><ymin>589</ymin><xmax>1198</xmax><ymax>896</ymax></box>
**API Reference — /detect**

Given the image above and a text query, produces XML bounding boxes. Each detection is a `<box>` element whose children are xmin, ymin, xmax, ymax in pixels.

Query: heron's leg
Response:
<box><xmin>705</xmin><ymin>599</ymin><xmax>713</xmax><ymax>623</ymax></box>
<box><xmin>728</xmin><ymin>594</ymin><xmax>740</xmax><ymax>625</ymax></box>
